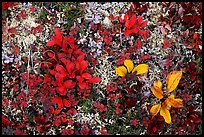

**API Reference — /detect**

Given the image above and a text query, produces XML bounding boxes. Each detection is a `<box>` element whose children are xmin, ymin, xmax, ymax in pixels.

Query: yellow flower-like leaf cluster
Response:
<box><xmin>150</xmin><ymin>71</ymin><xmax>183</xmax><ymax>124</ymax></box>
<box><xmin>115</xmin><ymin>60</ymin><xmax>148</xmax><ymax>76</ymax></box>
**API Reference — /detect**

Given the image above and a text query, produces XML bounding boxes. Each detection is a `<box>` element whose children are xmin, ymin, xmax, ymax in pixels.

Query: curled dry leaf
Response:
<box><xmin>166</xmin><ymin>71</ymin><xmax>182</xmax><ymax>94</ymax></box>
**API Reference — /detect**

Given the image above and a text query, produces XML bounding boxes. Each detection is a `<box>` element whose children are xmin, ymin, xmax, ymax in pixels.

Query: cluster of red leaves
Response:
<box><xmin>170</xmin><ymin>104</ymin><xmax>202</xmax><ymax>135</ymax></box>
<box><xmin>46</xmin><ymin>28</ymin><xmax>100</xmax><ymax>97</ymax></box>
<box><xmin>183</xmin><ymin>32</ymin><xmax>202</xmax><ymax>53</ymax></box>
<box><xmin>100</xmin><ymin>30</ymin><xmax>113</xmax><ymax>46</ymax></box>
<box><xmin>181</xmin><ymin>105</ymin><xmax>202</xmax><ymax>133</ymax></box>
<box><xmin>128</xmin><ymin>40</ymin><xmax>143</xmax><ymax>52</ymax></box>
<box><xmin>119</xmin><ymin>12</ymin><xmax>149</xmax><ymax>40</ymax></box>
<box><xmin>162</xmin><ymin>2</ymin><xmax>202</xmax><ymax>53</ymax></box>
<box><xmin>42</xmin><ymin>27</ymin><xmax>101</xmax><ymax>132</ymax></box>
<box><xmin>93</xmin><ymin>102</ymin><xmax>107</xmax><ymax>113</ymax></box>
<box><xmin>186</xmin><ymin>61</ymin><xmax>201</xmax><ymax>81</ymax></box>
<box><xmin>130</xmin><ymin>119</ymin><xmax>139</xmax><ymax>128</ymax></box>
<box><xmin>142</xmin><ymin>115</ymin><xmax>165</xmax><ymax>135</ymax></box>
<box><xmin>131</xmin><ymin>2</ymin><xmax>149</xmax><ymax>15</ymax></box>
<box><xmin>2</xmin><ymin>2</ymin><xmax>18</xmax><ymax>10</ymax></box>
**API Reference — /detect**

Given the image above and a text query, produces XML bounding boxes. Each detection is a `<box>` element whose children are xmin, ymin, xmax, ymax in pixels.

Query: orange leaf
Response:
<box><xmin>150</xmin><ymin>104</ymin><xmax>161</xmax><ymax>117</ymax></box>
<box><xmin>151</xmin><ymin>80</ymin><xmax>163</xmax><ymax>99</ymax></box>
<box><xmin>160</xmin><ymin>106</ymin><xmax>171</xmax><ymax>124</ymax></box>
<box><xmin>162</xmin><ymin>100</ymin><xmax>171</xmax><ymax>110</ymax></box>
<box><xmin>166</xmin><ymin>94</ymin><xmax>183</xmax><ymax>108</ymax></box>
<box><xmin>166</xmin><ymin>71</ymin><xmax>182</xmax><ymax>93</ymax></box>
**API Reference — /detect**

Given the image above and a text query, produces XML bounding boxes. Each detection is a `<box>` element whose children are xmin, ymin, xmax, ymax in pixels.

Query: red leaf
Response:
<box><xmin>47</xmin><ymin>52</ymin><xmax>54</xmax><ymax>58</ymax></box>
<box><xmin>56</xmin><ymin>64</ymin><xmax>67</xmax><ymax>74</ymax></box>
<box><xmin>137</xmin><ymin>15</ymin><xmax>143</xmax><ymax>25</ymax></box>
<box><xmin>52</xmin><ymin>96</ymin><xmax>63</xmax><ymax>108</ymax></box>
<box><xmin>64</xmin><ymin>80</ymin><xmax>76</xmax><ymax>89</ymax></box>
<box><xmin>82</xmin><ymin>73</ymin><xmax>92</xmax><ymax>79</ymax></box>
<box><xmin>61</xmin><ymin>128</ymin><xmax>74</xmax><ymax>135</ymax></box>
<box><xmin>29</xmin><ymin>7</ymin><xmax>35</xmax><ymax>12</ymax></box>
<box><xmin>2</xmin><ymin>115</ymin><xmax>10</xmax><ymax>127</ymax></box>
<box><xmin>124</xmin><ymin>29</ymin><xmax>132</xmax><ymax>37</ymax></box>
<box><xmin>67</xmin><ymin>37</ymin><xmax>75</xmax><ymax>48</ymax></box>
<box><xmin>46</xmin><ymin>40</ymin><xmax>57</xmax><ymax>46</ymax></box>
<box><xmin>54</xmin><ymin>109</ymin><xmax>62</xmax><ymax>115</ymax></box>
<box><xmin>140</xmin><ymin>20</ymin><xmax>148</xmax><ymax>28</ymax></box>
<box><xmin>131</xmin><ymin>28</ymin><xmax>139</xmax><ymax>34</ymax></box>
<box><xmin>66</xmin><ymin>62</ymin><xmax>75</xmax><ymax>75</ymax></box>
<box><xmin>49</xmin><ymin>106</ymin><xmax>55</xmax><ymax>114</ymax></box>
<box><xmin>130</xmin><ymin>119</ymin><xmax>139</xmax><ymax>127</ymax></box>
<box><xmin>47</xmin><ymin>52</ymin><xmax>57</xmax><ymax>61</ymax></box>
<box><xmin>78</xmin><ymin>81</ymin><xmax>87</xmax><ymax>89</ymax></box>
<box><xmin>193</xmin><ymin>32</ymin><xmax>198</xmax><ymax>39</ymax></box>
<box><xmin>93</xmin><ymin>102</ymin><xmax>100</xmax><ymax>108</ymax></box>
<box><xmin>63</xmin><ymin>99</ymin><xmax>71</xmax><ymax>108</ymax></box>
<box><xmin>53</xmin><ymin>118</ymin><xmax>61</xmax><ymax>127</ymax></box>
<box><xmin>164</xmin><ymin>39</ymin><xmax>171</xmax><ymax>49</ymax></box>
<box><xmin>56</xmin><ymin>86</ymin><xmax>67</xmax><ymax>96</ymax></box>
<box><xmin>165</xmin><ymin>58</ymin><xmax>172</xmax><ymax>68</ymax></box>
<box><xmin>115</xmin><ymin>107</ymin><xmax>123</xmax><ymax>115</ymax></box>
<box><xmin>134</xmin><ymin>40</ymin><xmax>143</xmax><ymax>49</ymax></box>
<box><xmin>128</xmin><ymin>14</ymin><xmax>136</xmax><ymax>28</ymax></box>
<box><xmin>79</xmin><ymin>61</ymin><xmax>88</xmax><ymax>74</ymax></box>
<box><xmin>54</xmin><ymin>28</ymin><xmax>63</xmax><ymax>42</ymax></box>
<box><xmin>140</xmin><ymin>53</ymin><xmax>151</xmax><ymax>62</ymax></box>
<box><xmin>55</xmin><ymin>73</ymin><xmax>64</xmax><ymax>86</ymax></box>
<box><xmin>190</xmin><ymin>114</ymin><xmax>201</xmax><ymax>123</ymax></box>
<box><xmin>88</xmin><ymin>77</ymin><xmax>101</xmax><ymax>83</ymax></box>
<box><xmin>67</xmin><ymin>108</ymin><xmax>77</xmax><ymax>116</ymax></box>
<box><xmin>153</xmin><ymin>126</ymin><xmax>157</xmax><ymax>133</ymax></box>
<box><xmin>61</xmin><ymin>117</ymin><xmax>67</xmax><ymax>123</ymax></box>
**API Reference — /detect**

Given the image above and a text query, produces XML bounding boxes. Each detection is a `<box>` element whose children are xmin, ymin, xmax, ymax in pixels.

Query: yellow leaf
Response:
<box><xmin>150</xmin><ymin>104</ymin><xmax>161</xmax><ymax>116</ymax></box>
<box><xmin>160</xmin><ymin>106</ymin><xmax>171</xmax><ymax>124</ymax></box>
<box><xmin>132</xmin><ymin>64</ymin><xmax>148</xmax><ymax>75</ymax></box>
<box><xmin>151</xmin><ymin>87</ymin><xmax>163</xmax><ymax>99</ymax></box>
<box><xmin>154</xmin><ymin>80</ymin><xmax>162</xmax><ymax>89</ymax></box>
<box><xmin>166</xmin><ymin>71</ymin><xmax>182</xmax><ymax>93</ymax></box>
<box><xmin>166</xmin><ymin>94</ymin><xmax>183</xmax><ymax>108</ymax></box>
<box><xmin>116</xmin><ymin>66</ymin><xmax>127</xmax><ymax>76</ymax></box>
<box><xmin>124</xmin><ymin>60</ymin><xmax>134</xmax><ymax>73</ymax></box>
<box><xmin>151</xmin><ymin>80</ymin><xmax>163</xmax><ymax>99</ymax></box>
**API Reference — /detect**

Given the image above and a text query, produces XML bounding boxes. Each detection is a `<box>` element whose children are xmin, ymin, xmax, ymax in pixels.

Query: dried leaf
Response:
<box><xmin>116</xmin><ymin>66</ymin><xmax>127</xmax><ymax>76</ymax></box>
<box><xmin>160</xmin><ymin>106</ymin><xmax>171</xmax><ymax>124</ymax></box>
<box><xmin>132</xmin><ymin>64</ymin><xmax>148</xmax><ymax>75</ymax></box>
<box><xmin>124</xmin><ymin>60</ymin><xmax>134</xmax><ymax>73</ymax></box>
<box><xmin>166</xmin><ymin>71</ymin><xmax>182</xmax><ymax>93</ymax></box>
